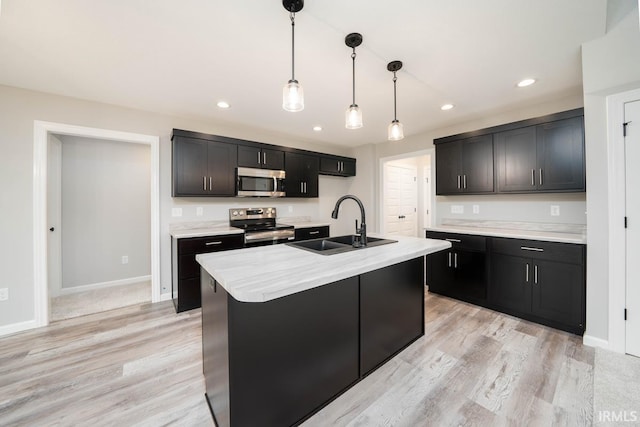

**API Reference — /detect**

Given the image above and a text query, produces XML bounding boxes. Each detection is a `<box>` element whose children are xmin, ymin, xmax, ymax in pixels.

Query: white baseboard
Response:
<box><xmin>160</xmin><ymin>292</ymin><xmax>172</xmax><ymax>302</ymax></box>
<box><xmin>583</xmin><ymin>334</ymin><xmax>609</xmax><ymax>350</ymax></box>
<box><xmin>55</xmin><ymin>275</ymin><xmax>152</xmax><ymax>296</ymax></box>
<box><xmin>0</xmin><ymin>319</ymin><xmax>39</xmax><ymax>337</ymax></box>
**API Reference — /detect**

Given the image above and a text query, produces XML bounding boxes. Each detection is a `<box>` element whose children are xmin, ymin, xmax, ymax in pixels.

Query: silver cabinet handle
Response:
<box><xmin>457</xmin><ymin>175</ymin><xmax>461</xmax><ymax>189</ymax></box>
<box><xmin>304</xmin><ymin>182</ymin><xmax>307</xmax><ymax>193</ymax></box>
<box><xmin>203</xmin><ymin>176</ymin><xmax>207</xmax><ymax>190</ymax></box>
<box><xmin>445</xmin><ymin>238</ymin><xmax>461</xmax><ymax>243</ymax></box>
<box><xmin>531</xmin><ymin>169</ymin><xmax>535</xmax><ymax>186</ymax></box>
<box><xmin>263</xmin><ymin>152</ymin><xmax>267</xmax><ymax>165</ymax></box>
<box><xmin>300</xmin><ymin>182</ymin><xmax>303</xmax><ymax>193</ymax></box>
<box><xmin>448</xmin><ymin>252</ymin><xmax>452</xmax><ymax>267</ymax></box>
<box><xmin>205</xmin><ymin>241</ymin><xmax>223</xmax><ymax>246</ymax></box>
<box><xmin>258</xmin><ymin>151</ymin><xmax>261</xmax><ymax>165</ymax></box>
<box><xmin>309</xmin><ymin>231</ymin><xmax>320</xmax><ymax>235</ymax></box>
<box><xmin>341</xmin><ymin>161</ymin><xmax>344</xmax><ymax>172</ymax></box>
<box><xmin>539</xmin><ymin>169</ymin><xmax>543</xmax><ymax>186</ymax></box>
<box><xmin>209</xmin><ymin>176</ymin><xmax>212</xmax><ymax>191</ymax></box>
<box><xmin>534</xmin><ymin>265</ymin><xmax>538</xmax><ymax>284</ymax></box>
<box><xmin>208</xmin><ymin>277</ymin><xmax>216</xmax><ymax>291</ymax></box>
<box><xmin>463</xmin><ymin>175</ymin><xmax>467</xmax><ymax>189</ymax></box>
<box><xmin>526</xmin><ymin>263</ymin><xmax>530</xmax><ymax>282</ymax></box>
<box><xmin>520</xmin><ymin>246</ymin><xmax>544</xmax><ymax>252</ymax></box>
<box><xmin>454</xmin><ymin>253</ymin><xmax>458</xmax><ymax>268</ymax></box>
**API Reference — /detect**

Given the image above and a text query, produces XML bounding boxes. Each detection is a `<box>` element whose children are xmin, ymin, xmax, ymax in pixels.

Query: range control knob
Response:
<box><xmin>232</xmin><ymin>210</ymin><xmax>239</xmax><ymax>216</ymax></box>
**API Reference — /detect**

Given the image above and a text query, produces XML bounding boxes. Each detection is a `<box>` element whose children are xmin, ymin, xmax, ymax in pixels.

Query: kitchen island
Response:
<box><xmin>196</xmin><ymin>235</ymin><xmax>450</xmax><ymax>427</ymax></box>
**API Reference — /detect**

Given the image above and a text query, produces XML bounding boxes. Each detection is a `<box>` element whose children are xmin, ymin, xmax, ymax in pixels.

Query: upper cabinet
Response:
<box><xmin>285</xmin><ymin>152</ymin><xmax>319</xmax><ymax>198</ymax></box>
<box><xmin>435</xmin><ymin>135</ymin><xmax>494</xmax><ymax>195</ymax></box>
<box><xmin>172</xmin><ymin>136</ymin><xmax>237</xmax><ymax>197</ymax></box>
<box><xmin>495</xmin><ymin>116</ymin><xmax>584</xmax><ymax>193</ymax></box>
<box><xmin>238</xmin><ymin>145</ymin><xmax>285</xmax><ymax>171</ymax></box>
<box><xmin>434</xmin><ymin>108</ymin><xmax>585</xmax><ymax>196</ymax></box>
<box><xmin>319</xmin><ymin>155</ymin><xmax>356</xmax><ymax>177</ymax></box>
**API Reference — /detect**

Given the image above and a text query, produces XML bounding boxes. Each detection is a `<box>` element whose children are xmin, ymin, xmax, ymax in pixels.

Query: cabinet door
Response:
<box><xmin>454</xmin><ymin>250</ymin><xmax>487</xmax><ymax>302</ymax></box>
<box><xmin>531</xmin><ymin>259</ymin><xmax>584</xmax><ymax>330</ymax></box>
<box><xmin>304</xmin><ymin>154</ymin><xmax>320</xmax><ymax>197</ymax></box>
<box><xmin>360</xmin><ymin>258</ymin><xmax>424</xmax><ymax>375</ymax></box>
<box><xmin>342</xmin><ymin>158</ymin><xmax>356</xmax><ymax>176</ymax></box>
<box><xmin>172</xmin><ymin>136</ymin><xmax>209</xmax><ymax>196</ymax></box>
<box><xmin>461</xmin><ymin>135</ymin><xmax>494</xmax><ymax>193</ymax></box>
<box><xmin>261</xmin><ymin>148</ymin><xmax>285</xmax><ymax>170</ymax></box>
<box><xmin>320</xmin><ymin>156</ymin><xmax>356</xmax><ymax>177</ymax></box>
<box><xmin>495</xmin><ymin>126</ymin><xmax>537</xmax><ymax>193</ymax></box>
<box><xmin>536</xmin><ymin>117</ymin><xmax>585</xmax><ymax>192</ymax></box>
<box><xmin>489</xmin><ymin>253</ymin><xmax>531</xmax><ymax>314</ymax></box>
<box><xmin>207</xmin><ymin>141</ymin><xmax>237</xmax><ymax>196</ymax></box>
<box><xmin>426</xmin><ymin>250</ymin><xmax>455</xmax><ymax>295</ymax></box>
<box><xmin>285</xmin><ymin>152</ymin><xmax>319</xmax><ymax>198</ymax></box>
<box><xmin>435</xmin><ymin>142</ymin><xmax>462</xmax><ymax>194</ymax></box>
<box><xmin>237</xmin><ymin>145</ymin><xmax>262</xmax><ymax>168</ymax></box>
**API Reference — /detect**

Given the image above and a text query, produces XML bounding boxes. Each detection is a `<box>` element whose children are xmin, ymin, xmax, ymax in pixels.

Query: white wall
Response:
<box><xmin>582</xmin><ymin>6</ymin><xmax>640</xmax><ymax>343</ymax></box>
<box><xmin>60</xmin><ymin>135</ymin><xmax>151</xmax><ymax>288</ymax></box>
<box><xmin>0</xmin><ymin>84</ymin><xmax>353</xmax><ymax>330</ymax></box>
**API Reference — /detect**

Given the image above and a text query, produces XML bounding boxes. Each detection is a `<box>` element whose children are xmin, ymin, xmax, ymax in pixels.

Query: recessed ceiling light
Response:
<box><xmin>440</xmin><ymin>104</ymin><xmax>454</xmax><ymax>111</ymax></box>
<box><xmin>517</xmin><ymin>78</ymin><xmax>536</xmax><ymax>88</ymax></box>
<box><xmin>216</xmin><ymin>101</ymin><xmax>230</xmax><ymax>109</ymax></box>
<box><xmin>313</xmin><ymin>126</ymin><xmax>322</xmax><ymax>132</ymax></box>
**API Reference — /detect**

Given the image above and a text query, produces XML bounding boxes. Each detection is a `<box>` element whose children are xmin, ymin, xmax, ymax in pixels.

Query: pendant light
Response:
<box><xmin>282</xmin><ymin>0</ymin><xmax>304</xmax><ymax>112</ymax></box>
<box><xmin>345</xmin><ymin>33</ymin><xmax>363</xmax><ymax>129</ymax></box>
<box><xmin>387</xmin><ymin>61</ymin><xmax>404</xmax><ymax>141</ymax></box>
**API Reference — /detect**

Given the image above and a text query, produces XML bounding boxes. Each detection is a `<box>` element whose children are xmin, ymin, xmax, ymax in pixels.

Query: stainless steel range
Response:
<box><xmin>229</xmin><ymin>207</ymin><xmax>295</xmax><ymax>246</ymax></box>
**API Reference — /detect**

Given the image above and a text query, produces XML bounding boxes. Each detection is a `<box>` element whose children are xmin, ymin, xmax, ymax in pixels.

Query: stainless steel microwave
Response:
<box><xmin>236</xmin><ymin>167</ymin><xmax>286</xmax><ymax>197</ymax></box>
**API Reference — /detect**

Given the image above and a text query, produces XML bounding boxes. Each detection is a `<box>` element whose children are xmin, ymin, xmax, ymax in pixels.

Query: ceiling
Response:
<box><xmin>0</xmin><ymin>0</ymin><xmax>607</xmax><ymax>147</ymax></box>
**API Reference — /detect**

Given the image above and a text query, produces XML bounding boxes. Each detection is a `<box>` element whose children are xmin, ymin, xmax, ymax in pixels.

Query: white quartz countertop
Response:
<box><xmin>196</xmin><ymin>235</ymin><xmax>451</xmax><ymax>303</ymax></box>
<box><xmin>169</xmin><ymin>219</ymin><xmax>331</xmax><ymax>239</ymax></box>
<box><xmin>426</xmin><ymin>221</ymin><xmax>586</xmax><ymax>244</ymax></box>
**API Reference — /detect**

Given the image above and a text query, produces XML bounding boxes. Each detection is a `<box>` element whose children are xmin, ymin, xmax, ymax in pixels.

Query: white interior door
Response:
<box><xmin>47</xmin><ymin>135</ymin><xmax>62</xmax><ymax>299</ymax></box>
<box><xmin>626</xmin><ymin>99</ymin><xmax>640</xmax><ymax>357</ymax></box>
<box><xmin>384</xmin><ymin>163</ymin><xmax>418</xmax><ymax>237</ymax></box>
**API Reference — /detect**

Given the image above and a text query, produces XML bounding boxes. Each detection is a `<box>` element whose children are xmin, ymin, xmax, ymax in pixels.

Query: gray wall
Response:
<box><xmin>582</xmin><ymin>6</ymin><xmax>640</xmax><ymax>342</ymax></box>
<box><xmin>60</xmin><ymin>135</ymin><xmax>151</xmax><ymax>288</ymax></box>
<box><xmin>0</xmin><ymin>84</ymin><xmax>352</xmax><ymax>329</ymax></box>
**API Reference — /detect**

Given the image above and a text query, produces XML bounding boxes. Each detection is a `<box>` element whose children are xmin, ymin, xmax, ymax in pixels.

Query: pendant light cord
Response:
<box><xmin>290</xmin><ymin>12</ymin><xmax>296</xmax><ymax>81</ymax></box>
<box><xmin>351</xmin><ymin>49</ymin><xmax>356</xmax><ymax>105</ymax></box>
<box><xmin>393</xmin><ymin>72</ymin><xmax>398</xmax><ymax>121</ymax></box>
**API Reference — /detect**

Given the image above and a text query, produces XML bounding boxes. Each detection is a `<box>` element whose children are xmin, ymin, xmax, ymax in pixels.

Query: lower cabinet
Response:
<box><xmin>489</xmin><ymin>237</ymin><xmax>586</xmax><ymax>334</ymax></box>
<box><xmin>171</xmin><ymin>234</ymin><xmax>244</xmax><ymax>312</ymax></box>
<box><xmin>294</xmin><ymin>225</ymin><xmax>329</xmax><ymax>241</ymax></box>
<box><xmin>426</xmin><ymin>231</ymin><xmax>487</xmax><ymax>304</ymax></box>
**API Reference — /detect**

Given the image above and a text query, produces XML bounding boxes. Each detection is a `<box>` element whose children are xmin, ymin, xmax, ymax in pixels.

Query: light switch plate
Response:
<box><xmin>451</xmin><ymin>205</ymin><xmax>464</xmax><ymax>214</ymax></box>
<box><xmin>121</xmin><ymin>255</ymin><xmax>129</xmax><ymax>264</ymax></box>
<box><xmin>172</xmin><ymin>208</ymin><xmax>183</xmax><ymax>217</ymax></box>
<box><xmin>550</xmin><ymin>205</ymin><xmax>560</xmax><ymax>216</ymax></box>
<box><xmin>196</xmin><ymin>207</ymin><xmax>203</xmax><ymax>217</ymax></box>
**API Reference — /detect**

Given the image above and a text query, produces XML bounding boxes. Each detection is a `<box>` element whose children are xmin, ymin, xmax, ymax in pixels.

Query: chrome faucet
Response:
<box><xmin>331</xmin><ymin>195</ymin><xmax>367</xmax><ymax>247</ymax></box>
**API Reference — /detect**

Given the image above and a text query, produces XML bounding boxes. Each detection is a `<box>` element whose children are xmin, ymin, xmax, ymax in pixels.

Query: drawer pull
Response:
<box><xmin>520</xmin><ymin>246</ymin><xmax>544</xmax><ymax>252</ymax></box>
<box><xmin>534</xmin><ymin>265</ymin><xmax>538</xmax><ymax>284</ymax></box>
<box><xmin>205</xmin><ymin>241</ymin><xmax>223</xmax><ymax>246</ymax></box>
<box><xmin>445</xmin><ymin>238</ymin><xmax>461</xmax><ymax>243</ymax></box>
<box><xmin>526</xmin><ymin>263</ymin><xmax>530</xmax><ymax>282</ymax></box>
<box><xmin>309</xmin><ymin>231</ymin><xmax>320</xmax><ymax>235</ymax></box>
<box><xmin>448</xmin><ymin>252</ymin><xmax>452</xmax><ymax>268</ymax></box>
<box><xmin>454</xmin><ymin>253</ymin><xmax>458</xmax><ymax>269</ymax></box>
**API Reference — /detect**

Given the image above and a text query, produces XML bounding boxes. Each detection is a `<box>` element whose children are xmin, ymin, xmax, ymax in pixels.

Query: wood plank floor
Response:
<box><xmin>0</xmin><ymin>292</ymin><xmax>594</xmax><ymax>426</ymax></box>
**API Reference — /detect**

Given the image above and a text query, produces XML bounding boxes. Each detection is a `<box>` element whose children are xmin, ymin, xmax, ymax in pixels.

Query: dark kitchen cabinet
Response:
<box><xmin>494</xmin><ymin>116</ymin><xmax>585</xmax><ymax>193</ymax></box>
<box><xmin>435</xmin><ymin>134</ymin><xmax>494</xmax><ymax>195</ymax></box>
<box><xmin>237</xmin><ymin>145</ymin><xmax>285</xmax><ymax>171</ymax></box>
<box><xmin>285</xmin><ymin>152</ymin><xmax>319</xmax><ymax>198</ymax></box>
<box><xmin>426</xmin><ymin>231</ymin><xmax>487</xmax><ymax>304</ymax></box>
<box><xmin>319</xmin><ymin>155</ymin><xmax>356</xmax><ymax>177</ymax></box>
<box><xmin>294</xmin><ymin>225</ymin><xmax>330</xmax><ymax>241</ymax></box>
<box><xmin>172</xmin><ymin>136</ymin><xmax>237</xmax><ymax>197</ymax></box>
<box><xmin>489</xmin><ymin>237</ymin><xmax>585</xmax><ymax>334</ymax></box>
<box><xmin>171</xmin><ymin>233</ymin><xmax>244</xmax><ymax>312</ymax></box>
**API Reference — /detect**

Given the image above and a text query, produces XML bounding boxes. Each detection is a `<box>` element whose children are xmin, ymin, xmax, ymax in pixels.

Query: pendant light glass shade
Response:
<box><xmin>283</xmin><ymin>79</ymin><xmax>304</xmax><ymax>112</ymax></box>
<box><xmin>388</xmin><ymin>120</ymin><xmax>404</xmax><ymax>141</ymax></box>
<box><xmin>345</xmin><ymin>104</ymin><xmax>363</xmax><ymax>129</ymax></box>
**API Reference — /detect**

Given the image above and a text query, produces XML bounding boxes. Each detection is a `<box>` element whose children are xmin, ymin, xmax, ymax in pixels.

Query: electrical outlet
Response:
<box><xmin>121</xmin><ymin>255</ymin><xmax>129</xmax><ymax>264</ymax></box>
<box><xmin>550</xmin><ymin>205</ymin><xmax>560</xmax><ymax>216</ymax></box>
<box><xmin>0</xmin><ymin>288</ymin><xmax>8</xmax><ymax>301</ymax></box>
<box><xmin>473</xmin><ymin>205</ymin><xmax>480</xmax><ymax>214</ymax></box>
<box><xmin>171</xmin><ymin>208</ymin><xmax>182</xmax><ymax>217</ymax></box>
<box><xmin>451</xmin><ymin>205</ymin><xmax>464</xmax><ymax>214</ymax></box>
<box><xmin>196</xmin><ymin>207</ymin><xmax>203</xmax><ymax>217</ymax></box>
<box><xmin>288</xmin><ymin>205</ymin><xmax>293</xmax><ymax>213</ymax></box>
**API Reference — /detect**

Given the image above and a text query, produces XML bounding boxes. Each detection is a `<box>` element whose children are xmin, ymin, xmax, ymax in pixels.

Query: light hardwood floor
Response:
<box><xmin>0</xmin><ymin>292</ymin><xmax>594</xmax><ymax>426</ymax></box>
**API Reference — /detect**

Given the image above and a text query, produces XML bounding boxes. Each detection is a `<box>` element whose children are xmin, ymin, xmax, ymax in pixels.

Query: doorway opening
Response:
<box><xmin>379</xmin><ymin>150</ymin><xmax>434</xmax><ymax>237</ymax></box>
<box><xmin>34</xmin><ymin>121</ymin><xmax>160</xmax><ymax>327</ymax></box>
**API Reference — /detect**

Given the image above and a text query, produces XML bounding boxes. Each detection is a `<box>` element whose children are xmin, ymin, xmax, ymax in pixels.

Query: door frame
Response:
<box><xmin>606</xmin><ymin>87</ymin><xmax>640</xmax><ymax>353</ymax></box>
<box><xmin>33</xmin><ymin>121</ymin><xmax>160</xmax><ymax>328</ymax></box>
<box><xmin>378</xmin><ymin>149</ymin><xmax>435</xmax><ymax>235</ymax></box>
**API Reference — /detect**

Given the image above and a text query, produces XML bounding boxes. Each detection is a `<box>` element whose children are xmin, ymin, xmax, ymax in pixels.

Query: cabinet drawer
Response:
<box><xmin>178</xmin><ymin>234</ymin><xmax>244</xmax><ymax>255</ymax></box>
<box><xmin>295</xmin><ymin>226</ymin><xmax>330</xmax><ymax>241</ymax></box>
<box><xmin>426</xmin><ymin>231</ymin><xmax>486</xmax><ymax>252</ymax></box>
<box><xmin>490</xmin><ymin>237</ymin><xmax>584</xmax><ymax>264</ymax></box>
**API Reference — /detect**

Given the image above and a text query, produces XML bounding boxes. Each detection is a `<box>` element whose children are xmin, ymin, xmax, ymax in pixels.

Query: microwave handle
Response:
<box><xmin>273</xmin><ymin>176</ymin><xmax>278</xmax><ymax>192</ymax></box>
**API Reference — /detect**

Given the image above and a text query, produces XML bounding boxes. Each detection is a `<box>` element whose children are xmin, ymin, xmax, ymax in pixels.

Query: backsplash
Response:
<box><xmin>440</xmin><ymin>218</ymin><xmax>586</xmax><ymax>235</ymax></box>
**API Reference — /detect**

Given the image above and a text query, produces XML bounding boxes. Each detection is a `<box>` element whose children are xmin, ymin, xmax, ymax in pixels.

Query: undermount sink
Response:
<box><xmin>287</xmin><ymin>235</ymin><xmax>397</xmax><ymax>255</ymax></box>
